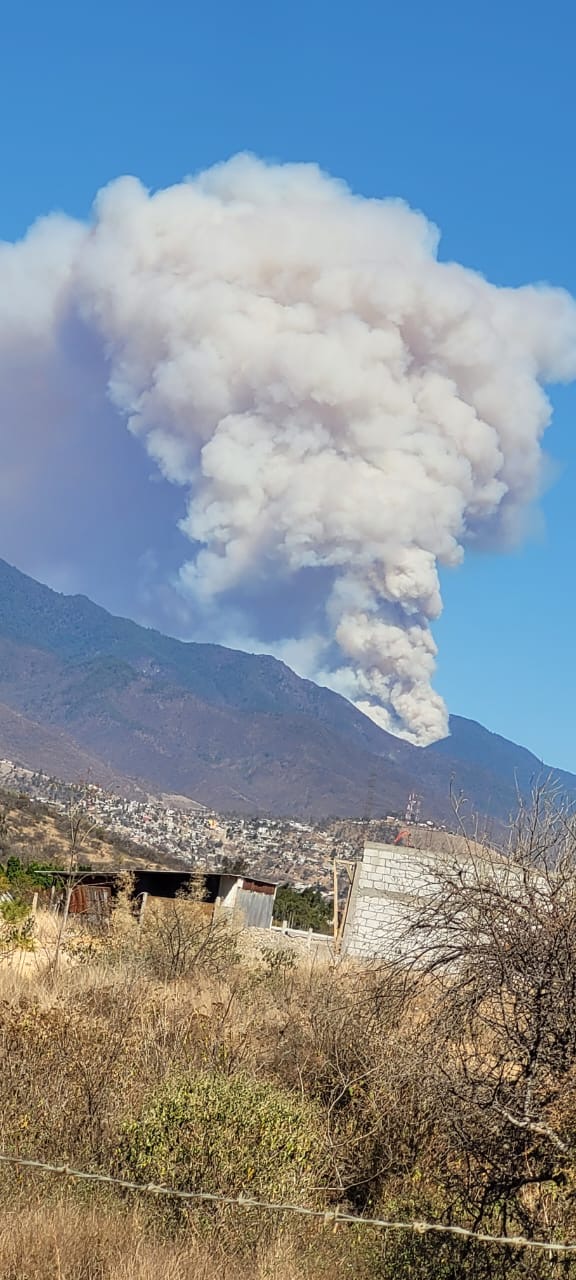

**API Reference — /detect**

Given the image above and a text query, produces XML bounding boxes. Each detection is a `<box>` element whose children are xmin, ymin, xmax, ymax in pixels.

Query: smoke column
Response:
<box><xmin>2</xmin><ymin>154</ymin><xmax>576</xmax><ymax>742</ymax></box>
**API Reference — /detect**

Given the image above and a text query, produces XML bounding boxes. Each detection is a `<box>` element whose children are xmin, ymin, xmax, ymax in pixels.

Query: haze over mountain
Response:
<box><xmin>0</xmin><ymin>556</ymin><xmax>571</xmax><ymax>824</ymax></box>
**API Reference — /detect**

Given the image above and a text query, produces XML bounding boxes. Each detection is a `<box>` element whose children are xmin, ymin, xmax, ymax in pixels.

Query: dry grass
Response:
<box><xmin>0</xmin><ymin>939</ymin><xmax>408</xmax><ymax>1278</ymax></box>
<box><xmin>2</xmin><ymin>803</ymin><xmax>116</xmax><ymax>866</ymax></box>
<box><xmin>2</xmin><ymin>866</ymin><xmax>576</xmax><ymax>1279</ymax></box>
<box><xmin>0</xmin><ymin>789</ymin><xmax>171</xmax><ymax>871</ymax></box>
<box><xmin>0</xmin><ymin>1196</ymin><xmax>313</xmax><ymax>1280</ymax></box>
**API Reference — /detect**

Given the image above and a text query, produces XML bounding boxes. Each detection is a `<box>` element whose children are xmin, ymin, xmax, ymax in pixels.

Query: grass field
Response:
<box><xmin>2</xmin><ymin>804</ymin><xmax>576</xmax><ymax>1278</ymax></box>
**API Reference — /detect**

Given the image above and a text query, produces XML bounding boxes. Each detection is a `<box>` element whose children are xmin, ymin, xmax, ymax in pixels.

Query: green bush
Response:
<box><xmin>273</xmin><ymin>885</ymin><xmax>332</xmax><ymax>933</ymax></box>
<box><xmin>0</xmin><ymin>897</ymin><xmax>34</xmax><ymax>951</ymax></box>
<box><xmin>118</xmin><ymin>1071</ymin><xmax>326</xmax><ymax>1203</ymax></box>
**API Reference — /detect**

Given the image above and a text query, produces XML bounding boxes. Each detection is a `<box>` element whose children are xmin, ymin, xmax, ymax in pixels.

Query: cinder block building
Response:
<box><xmin>341</xmin><ymin>841</ymin><xmax>422</xmax><ymax>960</ymax></box>
<box><xmin>341</xmin><ymin>838</ymin><xmax>520</xmax><ymax>960</ymax></box>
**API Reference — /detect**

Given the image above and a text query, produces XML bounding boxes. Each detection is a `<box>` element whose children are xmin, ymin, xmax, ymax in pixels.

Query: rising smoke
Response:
<box><xmin>2</xmin><ymin>155</ymin><xmax>576</xmax><ymax>742</ymax></box>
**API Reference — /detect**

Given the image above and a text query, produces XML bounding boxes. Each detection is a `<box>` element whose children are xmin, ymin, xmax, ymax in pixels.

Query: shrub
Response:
<box><xmin>273</xmin><ymin>885</ymin><xmax>332</xmax><ymax>933</ymax></box>
<box><xmin>118</xmin><ymin>1071</ymin><xmax>326</xmax><ymax>1204</ymax></box>
<box><xmin>140</xmin><ymin>895</ymin><xmax>239</xmax><ymax>981</ymax></box>
<box><xmin>0</xmin><ymin>897</ymin><xmax>34</xmax><ymax>952</ymax></box>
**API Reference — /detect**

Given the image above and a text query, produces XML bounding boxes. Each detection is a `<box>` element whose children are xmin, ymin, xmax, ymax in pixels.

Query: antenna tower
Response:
<box><xmin>405</xmin><ymin>792</ymin><xmax>421</xmax><ymax>824</ymax></box>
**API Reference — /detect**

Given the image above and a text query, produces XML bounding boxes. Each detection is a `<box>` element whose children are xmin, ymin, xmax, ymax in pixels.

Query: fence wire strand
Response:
<box><xmin>1</xmin><ymin>1150</ymin><xmax>576</xmax><ymax>1254</ymax></box>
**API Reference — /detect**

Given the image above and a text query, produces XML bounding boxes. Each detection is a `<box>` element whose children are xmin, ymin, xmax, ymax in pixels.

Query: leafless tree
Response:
<box><xmin>51</xmin><ymin>782</ymin><xmax>104</xmax><ymax>978</ymax></box>
<box><xmin>401</xmin><ymin>789</ymin><xmax>576</xmax><ymax>1237</ymax></box>
<box><xmin>141</xmin><ymin>878</ymin><xmax>238</xmax><ymax>982</ymax></box>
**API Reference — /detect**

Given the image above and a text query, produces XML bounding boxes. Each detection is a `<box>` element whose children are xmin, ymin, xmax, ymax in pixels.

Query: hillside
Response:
<box><xmin>0</xmin><ymin>786</ymin><xmax>181</xmax><ymax>872</ymax></box>
<box><xmin>0</xmin><ymin>557</ymin><xmax>572</xmax><ymax>824</ymax></box>
<box><xmin>0</xmin><ymin>700</ymin><xmax>145</xmax><ymax>797</ymax></box>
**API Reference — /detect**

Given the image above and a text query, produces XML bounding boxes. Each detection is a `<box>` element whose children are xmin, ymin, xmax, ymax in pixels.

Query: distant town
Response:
<box><xmin>0</xmin><ymin>758</ymin><xmax>442</xmax><ymax>893</ymax></box>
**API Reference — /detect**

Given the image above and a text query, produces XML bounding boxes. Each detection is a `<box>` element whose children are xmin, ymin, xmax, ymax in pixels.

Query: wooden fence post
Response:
<box><xmin>138</xmin><ymin>892</ymin><xmax>148</xmax><ymax>928</ymax></box>
<box><xmin>333</xmin><ymin>859</ymin><xmax>339</xmax><ymax>941</ymax></box>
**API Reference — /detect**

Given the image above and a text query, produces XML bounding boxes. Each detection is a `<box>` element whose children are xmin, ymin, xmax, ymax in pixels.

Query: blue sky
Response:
<box><xmin>1</xmin><ymin>0</ymin><xmax>576</xmax><ymax>768</ymax></box>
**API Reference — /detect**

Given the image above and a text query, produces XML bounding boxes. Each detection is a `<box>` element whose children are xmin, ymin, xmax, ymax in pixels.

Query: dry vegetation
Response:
<box><xmin>0</xmin><ymin>785</ymin><xmax>181</xmax><ymax>871</ymax></box>
<box><xmin>3</xmin><ymin>796</ymin><xmax>576</xmax><ymax>1277</ymax></box>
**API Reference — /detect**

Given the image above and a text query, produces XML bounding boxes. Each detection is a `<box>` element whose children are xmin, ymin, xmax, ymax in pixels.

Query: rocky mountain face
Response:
<box><xmin>0</xmin><ymin>557</ymin><xmax>570</xmax><ymax>823</ymax></box>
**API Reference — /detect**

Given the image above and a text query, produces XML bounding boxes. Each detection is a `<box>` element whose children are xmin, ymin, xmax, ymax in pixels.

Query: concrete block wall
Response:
<box><xmin>342</xmin><ymin>842</ymin><xmax>435</xmax><ymax>960</ymax></box>
<box><xmin>341</xmin><ymin>840</ymin><xmax>531</xmax><ymax>961</ymax></box>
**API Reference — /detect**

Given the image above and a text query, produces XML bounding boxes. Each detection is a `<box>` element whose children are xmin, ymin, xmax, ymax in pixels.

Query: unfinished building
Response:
<box><xmin>340</xmin><ymin>836</ymin><xmax>519</xmax><ymax>960</ymax></box>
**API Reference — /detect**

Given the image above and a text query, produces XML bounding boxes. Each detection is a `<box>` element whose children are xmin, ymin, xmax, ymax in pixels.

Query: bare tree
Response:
<box><xmin>401</xmin><ymin>790</ymin><xmax>576</xmax><ymax>1237</ymax></box>
<box><xmin>51</xmin><ymin>782</ymin><xmax>103</xmax><ymax>977</ymax></box>
<box><xmin>141</xmin><ymin>876</ymin><xmax>238</xmax><ymax>982</ymax></box>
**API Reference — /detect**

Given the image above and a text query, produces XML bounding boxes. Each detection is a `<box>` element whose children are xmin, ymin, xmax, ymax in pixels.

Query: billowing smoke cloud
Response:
<box><xmin>2</xmin><ymin>155</ymin><xmax>576</xmax><ymax>743</ymax></box>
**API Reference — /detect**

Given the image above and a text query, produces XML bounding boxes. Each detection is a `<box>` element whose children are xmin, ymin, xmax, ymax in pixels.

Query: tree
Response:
<box><xmin>402</xmin><ymin>790</ymin><xmax>576</xmax><ymax>1239</ymax></box>
<box><xmin>273</xmin><ymin>885</ymin><xmax>332</xmax><ymax>933</ymax></box>
<box><xmin>0</xmin><ymin>806</ymin><xmax>11</xmax><ymax>860</ymax></box>
<box><xmin>51</xmin><ymin>784</ymin><xmax>104</xmax><ymax>978</ymax></box>
<box><xmin>0</xmin><ymin>830</ymin><xmax>60</xmax><ymax>955</ymax></box>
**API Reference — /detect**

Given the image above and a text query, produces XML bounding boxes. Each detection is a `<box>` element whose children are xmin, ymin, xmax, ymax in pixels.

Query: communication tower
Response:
<box><xmin>405</xmin><ymin>792</ymin><xmax>421</xmax><ymax>824</ymax></box>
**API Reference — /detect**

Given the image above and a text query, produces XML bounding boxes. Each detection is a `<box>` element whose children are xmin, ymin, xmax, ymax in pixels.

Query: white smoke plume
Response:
<box><xmin>2</xmin><ymin>154</ymin><xmax>576</xmax><ymax>742</ymax></box>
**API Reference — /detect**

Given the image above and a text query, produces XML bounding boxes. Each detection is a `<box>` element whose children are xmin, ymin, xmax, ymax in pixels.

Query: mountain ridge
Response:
<box><xmin>0</xmin><ymin>557</ymin><xmax>571</xmax><ymax>823</ymax></box>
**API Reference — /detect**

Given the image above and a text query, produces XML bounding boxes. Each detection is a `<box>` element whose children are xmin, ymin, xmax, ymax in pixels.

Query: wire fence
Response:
<box><xmin>1</xmin><ymin>1150</ymin><xmax>576</xmax><ymax>1255</ymax></box>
